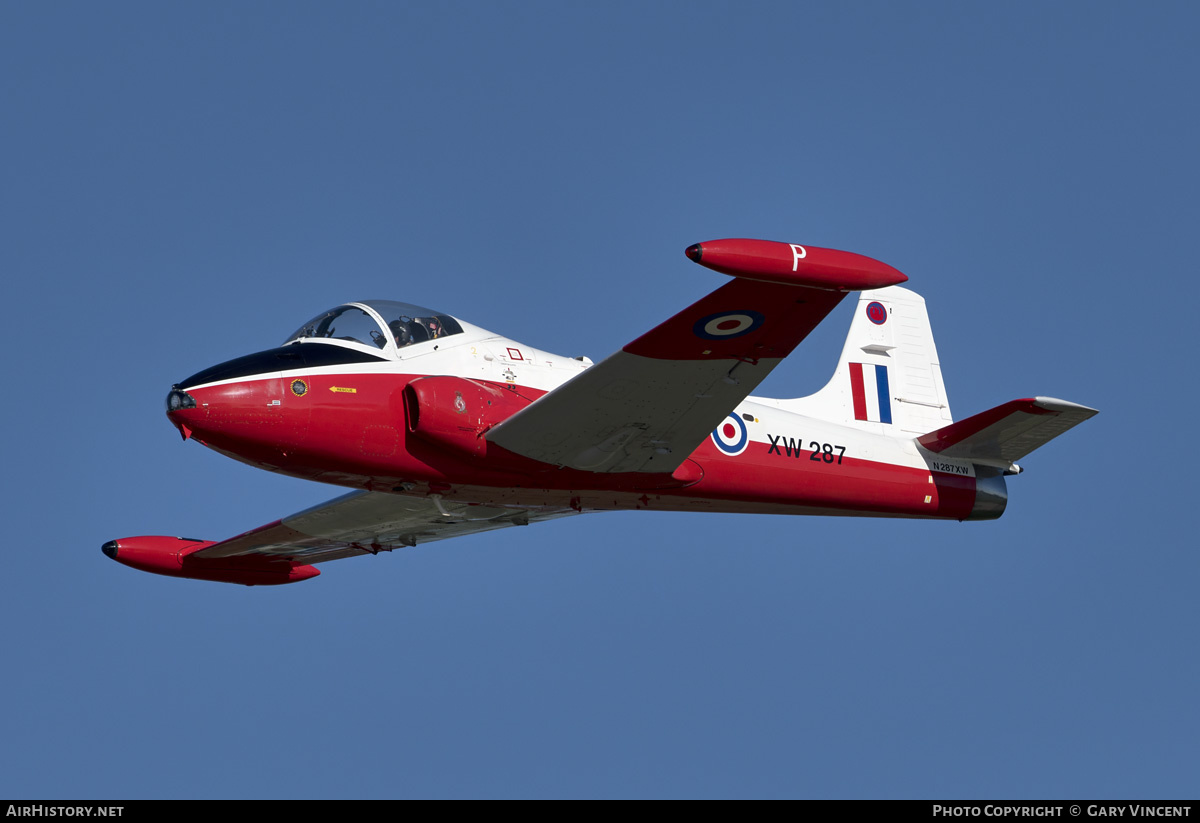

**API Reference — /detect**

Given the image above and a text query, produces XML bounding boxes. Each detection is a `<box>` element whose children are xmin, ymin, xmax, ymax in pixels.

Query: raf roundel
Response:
<box><xmin>711</xmin><ymin>412</ymin><xmax>749</xmax><ymax>456</ymax></box>
<box><xmin>693</xmin><ymin>310</ymin><xmax>765</xmax><ymax>341</ymax></box>
<box><xmin>866</xmin><ymin>301</ymin><xmax>888</xmax><ymax>325</ymax></box>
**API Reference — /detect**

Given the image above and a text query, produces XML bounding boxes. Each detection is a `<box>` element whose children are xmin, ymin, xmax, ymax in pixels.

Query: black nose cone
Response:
<box><xmin>101</xmin><ymin>541</ymin><xmax>119</xmax><ymax>560</ymax></box>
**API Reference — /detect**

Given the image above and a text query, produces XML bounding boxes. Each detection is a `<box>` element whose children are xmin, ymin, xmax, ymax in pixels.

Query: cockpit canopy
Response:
<box><xmin>283</xmin><ymin>300</ymin><xmax>465</xmax><ymax>354</ymax></box>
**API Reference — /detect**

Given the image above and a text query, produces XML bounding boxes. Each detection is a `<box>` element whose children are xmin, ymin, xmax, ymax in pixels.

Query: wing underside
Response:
<box><xmin>189</xmin><ymin>491</ymin><xmax>579</xmax><ymax>565</ymax></box>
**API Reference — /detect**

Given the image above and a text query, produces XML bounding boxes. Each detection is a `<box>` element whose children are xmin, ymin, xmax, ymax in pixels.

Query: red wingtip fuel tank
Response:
<box><xmin>685</xmin><ymin>238</ymin><xmax>908</xmax><ymax>290</ymax></box>
<box><xmin>102</xmin><ymin>536</ymin><xmax>320</xmax><ymax>586</ymax></box>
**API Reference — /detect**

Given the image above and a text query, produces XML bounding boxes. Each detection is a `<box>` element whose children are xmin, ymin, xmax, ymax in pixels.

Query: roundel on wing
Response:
<box><xmin>693</xmin><ymin>310</ymin><xmax>765</xmax><ymax>340</ymax></box>
<box><xmin>866</xmin><ymin>301</ymin><xmax>888</xmax><ymax>325</ymax></box>
<box><xmin>711</xmin><ymin>412</ymin><xmax>749</xmax><ymax>456</ymax></box>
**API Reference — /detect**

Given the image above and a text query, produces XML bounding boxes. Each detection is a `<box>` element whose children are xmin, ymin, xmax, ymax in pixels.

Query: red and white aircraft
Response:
<box><xmin>104</xmin><ymin>239</ymin><xmax>1097</xmax><ymax>586</ymax></box>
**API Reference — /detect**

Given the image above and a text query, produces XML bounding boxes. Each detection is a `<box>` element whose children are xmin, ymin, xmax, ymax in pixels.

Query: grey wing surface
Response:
<box><xmin>190</xmin><ymin>490</ymin><xmax>579</xmax><ymax>565</ymax></box>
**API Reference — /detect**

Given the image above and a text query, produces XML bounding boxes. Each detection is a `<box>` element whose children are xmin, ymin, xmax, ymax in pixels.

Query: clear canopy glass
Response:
<box><xmin>283</xmin><ymin>301</ymin><xmax>464</xmax><ymax>352</ymax></box>
<box><xmin>284</xmin><ymin>305</ymin><xmax>390</xmax><ymax>349</ymax></box>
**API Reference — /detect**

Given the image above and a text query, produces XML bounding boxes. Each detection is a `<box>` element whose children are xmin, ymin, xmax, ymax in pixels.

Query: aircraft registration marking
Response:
<box><xmin>766</xmin><ymin>434</ymin><xmax>846</xmax><ymax>464</ymax></box>
<box><xmin>930</xmin><ymin>460</ymin><xmax>970</xmax><ymax>475</ymax></box>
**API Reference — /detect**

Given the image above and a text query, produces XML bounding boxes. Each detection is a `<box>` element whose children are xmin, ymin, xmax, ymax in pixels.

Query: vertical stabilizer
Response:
<box><xmin>774</xmin><ymin>286</ymin><xmax>953</xmax><ymax>435</ymax></box>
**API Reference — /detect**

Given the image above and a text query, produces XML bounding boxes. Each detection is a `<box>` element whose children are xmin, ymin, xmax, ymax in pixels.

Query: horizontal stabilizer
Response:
<box><xmin>917</xmin><ymin>397</ymin><xmax>1097</xmax><ymax>463</ymax></box>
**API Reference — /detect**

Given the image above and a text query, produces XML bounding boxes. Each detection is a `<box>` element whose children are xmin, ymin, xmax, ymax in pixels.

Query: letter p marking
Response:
<box><xmin>790</xmin><ymin>244</ymin><xmax>807</xmax><ymax>271</ymax></box>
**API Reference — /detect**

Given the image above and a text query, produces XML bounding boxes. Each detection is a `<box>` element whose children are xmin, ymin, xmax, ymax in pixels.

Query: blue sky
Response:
<box><xmin>2</xmin><ymin>1</ymin><xmax>1196</xmax><ymax>799</ymax></box>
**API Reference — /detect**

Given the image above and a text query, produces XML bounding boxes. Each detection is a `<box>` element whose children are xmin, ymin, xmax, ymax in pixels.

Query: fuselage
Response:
<box><xmin>165</xmin><ymin>301</ymin><xmax>1004</xmax><ymax>522</ymax></box>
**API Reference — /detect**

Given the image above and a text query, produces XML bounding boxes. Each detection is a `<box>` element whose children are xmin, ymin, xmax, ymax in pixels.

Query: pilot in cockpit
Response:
<box><xmin>394</xmin><ymin>315</ymin><xmax>445</xmax><ymax>349</ymax></box>
<box><xmin>390</xmin><ymin>318</ymin><xmax>413</xmax><ymax>348</ymax></box>
<box><xmin>390</xmin><ymin>314</ymin><xmax>449</xmax><ymax>349</ymax></box>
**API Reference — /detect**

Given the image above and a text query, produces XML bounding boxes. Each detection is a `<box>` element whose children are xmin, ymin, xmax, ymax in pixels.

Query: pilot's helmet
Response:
<box><xmin>390</xmin><ymin>318</ymin><xmax>412</xmax><ymax>347</ymax></box>
<box><xmin>425</xmin><ymin>318</ymin><xmax>441</xmax><ymax>338</ymax></box>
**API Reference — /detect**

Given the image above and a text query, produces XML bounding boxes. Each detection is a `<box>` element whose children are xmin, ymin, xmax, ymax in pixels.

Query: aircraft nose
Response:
<box><xmin>166</xmin><ymin>385</ymin><xmax>196</xmax><ymax>413</ymax></box>
<box><xmin>166</xmin><ymin>385</ymin><xmax>200</xmax><ymax>440</ymax></box>
<box><xmin>101</xmin><ymin>540</ymin><xmax>119</xmax><ymax>560</ymax></box>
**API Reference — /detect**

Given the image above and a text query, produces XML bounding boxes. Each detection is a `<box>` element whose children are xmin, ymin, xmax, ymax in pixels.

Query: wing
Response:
<box><xmin>190</xmin><ymin>490</ymin><xmax>579</xmax><ymax>564</ymax></box>
<box><xmin>486</xmin><ymin>239</ymin><xmax>908</xmax><ymax>474</ymax></box>
<box><xmin>917</xmin><ymin>397</ymin><xmax>1098</xmax><ymax>463</ymax></box>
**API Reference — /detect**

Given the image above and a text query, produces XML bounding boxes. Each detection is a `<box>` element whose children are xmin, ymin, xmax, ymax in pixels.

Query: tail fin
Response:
<box><xmin>778</xmin><ymin>286</ymin><xmax>953</xmax><ymax>435</ymax></box>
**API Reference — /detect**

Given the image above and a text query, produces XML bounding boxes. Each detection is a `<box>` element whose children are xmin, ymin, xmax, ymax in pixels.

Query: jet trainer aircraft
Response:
<box><xmin>104</xmin><ymin>239</ymin><xmax>1097</xmax><ymax>586</ymax></box>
